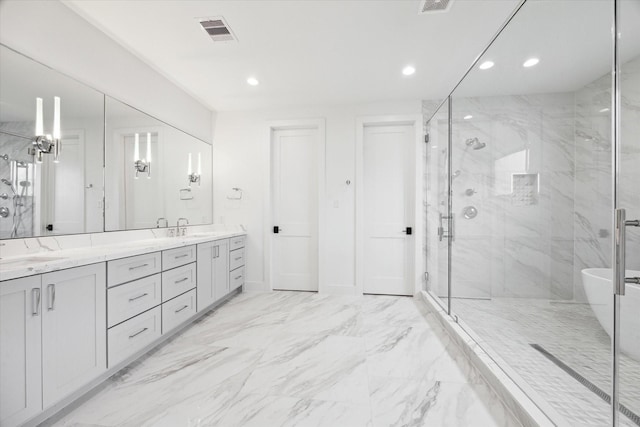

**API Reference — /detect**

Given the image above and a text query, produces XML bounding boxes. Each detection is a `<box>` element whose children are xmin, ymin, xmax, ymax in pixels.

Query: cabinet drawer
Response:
<box><xmin>162</xmin><ymin>245</ymin><xmax>196</xmax><ymax>271</ymax></box>
<box><xmin>107</xmin><ymin>306</ymin><xmax>161</xmax><ymax>368</ymax></box>
<box><xmin>230</xmin><ymin>266</ymin><xmax>244</xmax><ymax>291</ymax></box>
<box><xmin>107</xmin><ymin>274</ymin><xmax>162</xmax><ymax>328</ymax></box>
<box><xmin>162</xmin><ymin>263</ymin><xmax>196</xmax><ymax>302</ymax></box>
<box><xmin>162</xmin><ymin>289</ymin><xmax>197</xmax><ymax>334</ymax></box>
<box><xmin>229</xmin><ymin>235</ymin><xmax>246</xmax><ymax>251</ymax></box>
<box><xmin>108</xmin><ymin>252</ymin><xmax>161</xmax><ymax>287</ymax></box>
<box><xmin>229</xmin><ymin>247</ymin><xmax>245</xmax><ymax>271</ymax></box>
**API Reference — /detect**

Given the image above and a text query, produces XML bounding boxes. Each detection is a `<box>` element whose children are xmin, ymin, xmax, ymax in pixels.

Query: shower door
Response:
<box><xmin>424</xmin><ymin>98</ymin><xmax>451</xmax><ymax>310</ymax></box>
<box><xmin>616</xmin><ymin>1</ymin><xmax>640</xmax><ymax>425</ymax></box>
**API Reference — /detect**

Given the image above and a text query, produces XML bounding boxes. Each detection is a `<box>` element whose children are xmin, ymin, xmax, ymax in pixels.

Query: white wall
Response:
<box><xmin>212</xmin><ymin>101</ymin><xmax>422</xmax><ymax>293</ymax></box>
<box><xmin>0</xmin><ymin>0</ymin><xmax>214</xmax><ymax>143</ymax></box>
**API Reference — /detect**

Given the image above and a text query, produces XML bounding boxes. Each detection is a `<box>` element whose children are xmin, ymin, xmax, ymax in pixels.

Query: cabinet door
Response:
<box><xmin>196</xmin><ymin>241</ymin><xmax>215</xmax><ymax>311</ymax></box>
<box><xmin>41</xmin><ymin>263</ymin><xmax>106</xmax><ymax>408</ymax></box>
<box><xmin>214</xmin><ymin>239</ymin><xmax>230</xmax><ymax>301</ymax></box>
<box><xmin>0</xmin><ymin>276</ymin><xmax>42</xmax><ymax>427</ymax></box>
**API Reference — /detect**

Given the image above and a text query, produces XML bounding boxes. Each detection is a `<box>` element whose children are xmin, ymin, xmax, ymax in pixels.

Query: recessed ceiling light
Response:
<box><xmin>479</xmin><ymin>61</ymin><xmax>494</xmax><ymax>70</ymax></box>
<box><xmin>402</xmin><ymin>65</ymin><xmax>416</xmax><ymax>76</ymax></box>
<box><xmin>247</xmin><ymin>77</ymin><xmax>259</xmax><ymax>86</ymax></box>
<box><xmin>523</xmin><ymin>58</ymin><xmax>540</xmax><ymax>68</ymax></box>
<box><xmin>463</xmin><ymin>115</ymin><xmax>473</xmax><ymax>120</ymax></box>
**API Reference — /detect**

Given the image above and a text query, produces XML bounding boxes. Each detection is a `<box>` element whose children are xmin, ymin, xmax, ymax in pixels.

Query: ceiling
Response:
<box><xmin>63</xmin><ymin>0</ymin><xmax>640</xmax><ymax>113</ymax></box>
<box><xmin>64</xmin><ymin>0</ymin><xmax>521</xmax><ymax>112</ymax></box>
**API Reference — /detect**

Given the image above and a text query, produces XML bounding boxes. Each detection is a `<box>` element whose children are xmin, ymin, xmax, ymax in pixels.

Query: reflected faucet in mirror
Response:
<box><xmin>177</xmin><ymin>217</ymin><xmax>189</xmax><ymax>236</ymax></box>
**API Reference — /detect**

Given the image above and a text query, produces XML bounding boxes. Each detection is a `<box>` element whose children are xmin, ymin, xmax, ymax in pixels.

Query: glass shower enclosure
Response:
<box><xmin>424</xmin><ymin>1</ymin><xmax>640</xmax><ymax>426</ymax></box>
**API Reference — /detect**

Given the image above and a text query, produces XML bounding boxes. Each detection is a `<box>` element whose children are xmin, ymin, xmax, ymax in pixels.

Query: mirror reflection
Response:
<box><xmin>104</xmin><ymin>97</ymin><xmax>212</xmax><ymax>231</ymax></box>
<box><xmin>0</xmin><ymin>45</ymin><xmax>105</xmax><ymax>239</ymax></box>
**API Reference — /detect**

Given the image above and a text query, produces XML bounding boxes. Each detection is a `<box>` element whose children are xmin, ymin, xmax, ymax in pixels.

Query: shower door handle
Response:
<box><xmin>614</xmin><ymin>208</ymin><xmax>640</xmax><ymax>296</ymax></box>
<box><xmin>438</xmin><ymin>213</ymin><xmax>453</xmax><ymax>242</ymax></box>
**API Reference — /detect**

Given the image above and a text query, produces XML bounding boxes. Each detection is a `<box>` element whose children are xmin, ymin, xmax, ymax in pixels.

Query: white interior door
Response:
<box><xmin>363</xmin><ymin>124</ymin><xmax>414</xmax><ymax>296</ymax></box>
<box><xmin>272</xmin><ymin>127</ymin><xmax>319</xmax><ymax>291</ymax></box>
<box><xmin>41</xmin><ymin>131</ymin><xmax>85</xmax><ymax>234</ymax></box>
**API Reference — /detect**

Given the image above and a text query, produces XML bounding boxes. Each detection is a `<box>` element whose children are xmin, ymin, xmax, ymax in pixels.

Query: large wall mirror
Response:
<box><xmin>0</xmin><ymin>45</ymin><xmax>213</xmax><ymax>239</ymax></box>
<box><xmin>0</xmin><ymin>45</ymin><xmax>105</xmax><ymax>239</ymax></box>
<box><xmin>104</xmin><ymin>97</ymin><xmax>212</xmax><ymax>231</ymax></box>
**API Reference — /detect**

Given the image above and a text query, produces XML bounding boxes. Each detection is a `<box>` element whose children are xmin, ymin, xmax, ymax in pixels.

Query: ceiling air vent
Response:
<box><xmin>198</xmin><ymin>17</ymin><xmax>236</xmax><ymax>42</ymax></box>
<box><xmin>419</xmin><ymin>0</ymin><xmax>454</xmax><ymax>14</ymax></box>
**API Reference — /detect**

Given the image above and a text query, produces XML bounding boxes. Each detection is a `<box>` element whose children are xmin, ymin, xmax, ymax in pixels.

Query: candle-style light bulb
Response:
<box><xmin>197</xmin><ymin>152</ymin><xmax>201</xmax><ymax>176</ymax></box>
<box><xmin>146</xmin><ymin>133</ymin><xmax>151</xmax><ymax>162</ymax></box>
<box><xmin>53</xmin><ymin>96</ymin><xmax>61</xmax><ymax>140</ymax></box>
<box><xmin>134</xmin><ymin>133</ymin><xmax>140</xmax><ymax>161</ymax></box>
<box><xmin>188</xmin><ymin>153</ymin><xmax>192</xmax><ymax>175</ymax></box>
<box><xmin>36</xmin><ymin>98</ymin><xmax>43</xmax><ymax>136</ymax></box>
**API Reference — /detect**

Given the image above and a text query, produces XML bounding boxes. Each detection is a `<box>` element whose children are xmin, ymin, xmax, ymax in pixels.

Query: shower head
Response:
<box><xmin>465</xmin><ymin>137</ymin><xmax>487</xmax><ymax>150</ymax></box>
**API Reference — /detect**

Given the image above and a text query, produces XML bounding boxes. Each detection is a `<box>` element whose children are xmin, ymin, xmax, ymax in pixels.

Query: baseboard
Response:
<box><xmin>418</xmin><ymin>291</ymin><xmax>567</xmax><ymax>427</ymax></box>
<box><xmin>320</xmin><ymin>283</ymin><xmax>358</xmax><ymax>295</ymax></box>
<box><xmin>243</xmin><ymin>280</ymin><xmax>267</xmax><ymax>292</ymax></box>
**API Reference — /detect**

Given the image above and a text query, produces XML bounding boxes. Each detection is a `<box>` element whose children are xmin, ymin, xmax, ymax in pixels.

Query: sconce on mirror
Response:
<box><xmin>30</xmin><ymin>96</ymin><xmax>62</xmax><ymax>163</ymax></box>
<box><xmin>187</xmin><ymin>152</ymin><xmax>201</xmax><ymax>186</ymax></box>
<box><xmin>133</xmin><ymin>132</ymin><xmax>151</xmax><ymax>178</ymax></box>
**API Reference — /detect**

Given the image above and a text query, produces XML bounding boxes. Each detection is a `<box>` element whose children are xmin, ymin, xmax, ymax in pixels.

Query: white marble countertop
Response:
<box><xmin>0</xmin><ymin>230</ymin><xmax>246</xmax><ymax>282</ymax></box>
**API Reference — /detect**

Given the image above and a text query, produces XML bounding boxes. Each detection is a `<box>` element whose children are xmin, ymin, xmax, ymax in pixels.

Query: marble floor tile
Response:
<box><xmin>369</xmin><ymin>377</ymin><xmax>515</xmax><ymax>427</ymax></box>
<box><xmin>50</xmin><ymin>291</ymin><xmax>519</xmax><ymax>427</ymax></box>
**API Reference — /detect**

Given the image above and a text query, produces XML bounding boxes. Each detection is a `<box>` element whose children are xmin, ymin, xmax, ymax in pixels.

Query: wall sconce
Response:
<box><xmin>187</xmin><ymin>152</ymin><xmax>201</xmax><ymax>186</ymax></box>
<box><xmin>31</xmin><ymin>97</ymin><xmax>61</xmax><ymax>163</ymax></box>
<box><xmin>134</xmin><ymin>132</ymin><xmax>151</xmax><ymax>178</ymax></box>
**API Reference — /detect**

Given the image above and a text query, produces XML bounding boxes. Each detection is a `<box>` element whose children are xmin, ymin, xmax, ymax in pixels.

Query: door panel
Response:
<box><xmin>0</xmin><ymin>276</ymin><xmax>42</xmax><ymax>427</ymax></box>
<box><xmin>617</xmin><ymin>1</ymin><xmax>640</xmax><ymax>424</ymax></box>
<box><xmin>363</xmin><ymin>124</ymin><xmax>414</xmax><ymax>296</ymax></box>
<box><xmin>41</xmin><ymin>264</ymin><xmax>106</xmax><ymax>408</ymax></box>
<box><xmin>272</xmin><ymin>128</ymin><xmax>319</xmax><ymax>291</ymax></box>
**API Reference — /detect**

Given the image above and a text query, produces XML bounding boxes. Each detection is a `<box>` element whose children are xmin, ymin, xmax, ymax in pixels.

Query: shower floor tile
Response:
<box><xmin>452</xmin><ymin>298</ymin><xmax>640</xmax><ymax>427</ymax></box>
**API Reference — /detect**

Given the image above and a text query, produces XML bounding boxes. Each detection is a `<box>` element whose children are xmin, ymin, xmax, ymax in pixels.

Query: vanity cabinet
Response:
<box><xmin>0</xmin><ymin>276</ymin><xmax>42</xmax><ymax>427</ymax></box>
<box><xmin>0</xmin><ymin>263</ymin><xmax>106</xmax><ymax>427</ymax></box>
<box><xmin>197</xmin><ymin>239</ymin><xmax>229</xmax><ymax>311</ymax></box>
<box><xmin>229</xmin><ymin>236</ymin><xmax>245</xmax><ymax>292</ymax></box>
<box><xmin>41</xmin><ymin>264</ymin><xmax>106</xmax><ymax>408</ymax></box>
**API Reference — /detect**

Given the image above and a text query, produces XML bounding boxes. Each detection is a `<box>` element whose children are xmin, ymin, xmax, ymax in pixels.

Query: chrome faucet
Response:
<box><xmin>156</xmin><ymin>217</ymin><xmax>168</xmax><ymax>228</ymax></box>
<box><xmin>177</xmin><ymin>218</ymin><xmax>189</xmax><ymax>236</ymax></box>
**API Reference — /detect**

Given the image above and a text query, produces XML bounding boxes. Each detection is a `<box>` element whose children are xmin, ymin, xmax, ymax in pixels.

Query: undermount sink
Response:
<box><xmin>0</xmin><ymin>256</ymin><xmax>67</xmax><ymax>266</ymax></box>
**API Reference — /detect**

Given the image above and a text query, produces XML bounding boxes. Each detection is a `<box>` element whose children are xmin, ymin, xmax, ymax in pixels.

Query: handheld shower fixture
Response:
<box><xmin>1</xmin><ymin>178</ymin><xmax>16</xmax><ymax>195</ymax></box>
<box><xmin>465</xmin><ymin>137</ymin><xmax>487</xmax><ymax>150</ymax></box>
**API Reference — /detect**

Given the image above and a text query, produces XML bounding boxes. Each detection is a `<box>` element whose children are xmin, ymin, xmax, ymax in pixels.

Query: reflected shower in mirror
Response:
<box><xmin>104</xmin><ymin>97</ymin><xmax>212</xmax><ymax>231</ymax></box>
<box><xmin>0</xmin><ymin>45</ymin><xmax>105</xmax><ymax>239</ymax></box>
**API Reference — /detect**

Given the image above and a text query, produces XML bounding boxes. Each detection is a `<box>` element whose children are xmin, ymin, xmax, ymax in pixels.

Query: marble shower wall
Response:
<box><xmin>449</xmin><ymin>93</ymin><xmax>576</xmax><ymax>300</ymax></box>
<box><xmin>422</xmin><ymin>56</ymin><xmax>640</xmax><ymax>302</ymax></box>
<box><xmin>0</xmin><ymin>121</ymin><xmax>37</xmax><ymax>239</ymax></box>
<box><xmin>573</xmin><ymin>55</ymin><xmax>640</xmax><ymax>301</ymax></box>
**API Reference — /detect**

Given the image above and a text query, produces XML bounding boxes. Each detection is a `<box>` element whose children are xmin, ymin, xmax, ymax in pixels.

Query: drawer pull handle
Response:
<box><xmin>129</xmin><ymin>327</ymin><xmax>149</xmax><ymax>339</ymax></box>
<box><xmin>175</xmin><ymin>305</ymin><xmax>189</xmax><ymax>313</ymax></box>
<box><xmin>175</xmin><ymin>254</ymin><xmax>189</xmax><ymax>259</ymax></box>
<box><xmin>129</xmin><ymin>263</ymin><xmax>149</xmax><ymax>271</ymax></box>
<box><xmin>175</xmin><ymin>277</ymin><xmax>189</xmax><ymax>284</ymax></box>
<box><xmin>129</xmin><ymin>293</ymin><xmax>149</xmax><ymax>302</ymax></box>
<box><xmin>234</xmin><ymin>275</ymin><xmax>242</xmax><ymax>280</ymax></box>
<box><xmin>234</xmin><ymin>257</ymin><xmax>242</xmax><ymax>261</ymax></box>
